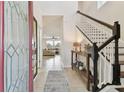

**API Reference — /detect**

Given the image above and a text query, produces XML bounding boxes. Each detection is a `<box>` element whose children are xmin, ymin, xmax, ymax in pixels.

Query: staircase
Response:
<box><xmin>76</xmin><ymin>10</ymin><xmax>124</xmax><ymax>91</ymax></box>
<box><xmin>119</xmin><ymin>41</ymin><xmax>124</xmax><ymax>84</ymax></box>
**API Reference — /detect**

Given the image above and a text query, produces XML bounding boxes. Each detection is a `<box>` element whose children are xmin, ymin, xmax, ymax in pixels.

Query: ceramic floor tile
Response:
<box><xmin>34</xmin><ymin>55</ymin><xmax>88</xmax><ymax>92</ymax></box>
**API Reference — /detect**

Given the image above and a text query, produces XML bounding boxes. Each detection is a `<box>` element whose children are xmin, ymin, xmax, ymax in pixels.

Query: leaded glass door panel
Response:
<box><xmin>4</xmin><ymin>1</ymin><xmax>29</xmax><ymax>92</ymax></box>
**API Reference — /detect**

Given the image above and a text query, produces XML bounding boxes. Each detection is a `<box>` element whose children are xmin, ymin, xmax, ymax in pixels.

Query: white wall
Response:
<box><xmin>33</xmin><ymin>1</ymin><xmax>78</xmax><ymax>67</ymax></box>
<box><xmin>42</xmin><ymin>16</ymin><xmax>63</xmax><ymax>37</ymax></box>
<box><xmin>78</xmin><ymin>1</ymin><xmax>124</xmax><ymax>40</ymax></box>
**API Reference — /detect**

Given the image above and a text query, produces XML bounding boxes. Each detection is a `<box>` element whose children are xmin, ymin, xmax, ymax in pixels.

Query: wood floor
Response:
<box><xmin>33</xmin><ymin>55</ymin><xmax>88</xmax><ymax>92</ymax></box>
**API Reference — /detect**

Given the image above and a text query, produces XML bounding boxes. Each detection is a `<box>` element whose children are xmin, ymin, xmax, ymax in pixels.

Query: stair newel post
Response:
<box><xmin>112</xmin><ymin>21</ymin><xmax>121</xmax><ymax>85</ymax></box>
<box><xmin>92</xmin><ymin>43</ymin><xmax>99</xmax><ymax>92</ymax></box>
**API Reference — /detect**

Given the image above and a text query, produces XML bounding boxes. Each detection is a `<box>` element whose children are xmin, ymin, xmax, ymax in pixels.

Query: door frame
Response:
<box><xmin>0</xmin><ymin>1</ymin><xmax>4</xmax><ymax>92</ymax></box>
<box><xmin>28</xmin><ymin>1</ymin><xmax>33</xmax><ymax>92</ymax></box>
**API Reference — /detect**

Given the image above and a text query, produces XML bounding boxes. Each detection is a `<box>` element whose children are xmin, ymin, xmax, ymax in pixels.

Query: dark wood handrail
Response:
<box><xmin>76</xmin><ymin>25</ymin><xmax>93</xmax><ymax>44</ymax></box>
<box><xmin>77</xmin><ymin>10</ymin><xmax>113</xmax><ymax>30</ymax></box>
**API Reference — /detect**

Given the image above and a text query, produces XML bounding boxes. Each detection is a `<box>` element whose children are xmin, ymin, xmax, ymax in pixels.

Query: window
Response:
<box><xmin>54</xmin><ymin>40</ymin><xmax>61</xmax><ymax>47</ymax></box>
<box><xmin>97</xmin><ymin>1</ymin><xmax>107</xmax><ymax>9</ymax></box>
<box><xmin>46</xmin><ymin>40</ymin><xmax>61</xmax><ymax>49</ymax></box>
<box><xmin>46</xmin><ymin>40</ymin><xmax>54</xmax><ymax>49</ymax></box>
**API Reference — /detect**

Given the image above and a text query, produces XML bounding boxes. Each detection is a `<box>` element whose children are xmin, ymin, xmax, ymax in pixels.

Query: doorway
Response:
<box><xmin>42</xmin><ymin>16</ymin><xmax>63</xmax><ymax>70</ymax></box>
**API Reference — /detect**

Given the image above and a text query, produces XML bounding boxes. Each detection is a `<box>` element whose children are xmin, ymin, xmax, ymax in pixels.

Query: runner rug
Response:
<box><xmin>44</xmin><ymin>70</ymin><xmax>70</xmax><ymax>92</ymax></box>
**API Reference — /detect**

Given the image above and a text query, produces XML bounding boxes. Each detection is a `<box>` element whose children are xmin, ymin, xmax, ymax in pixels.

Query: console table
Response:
<box><xmin>71</xmin><ymin>50</ymin><xmax>93</xmax><ymax>91</ymax></box>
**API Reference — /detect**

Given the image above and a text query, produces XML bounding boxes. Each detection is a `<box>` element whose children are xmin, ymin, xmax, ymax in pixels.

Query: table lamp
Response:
<box><xmin>73</xmin><ymin>42</ymin><xmax>81</xmax><ymax>51</ymax></box>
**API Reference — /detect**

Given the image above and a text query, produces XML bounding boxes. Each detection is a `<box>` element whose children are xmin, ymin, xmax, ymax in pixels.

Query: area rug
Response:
<box><xmin>44</xmin><ymin>70</ymin><xmax>70</xmax><ymax>92</ymax></box>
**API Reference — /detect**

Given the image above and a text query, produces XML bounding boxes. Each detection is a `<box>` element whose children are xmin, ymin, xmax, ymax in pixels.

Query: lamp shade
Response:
<box><xmin>73</xmin><ymin>42</ymin><xmax>80</xmax><ymax>47</ymax></box>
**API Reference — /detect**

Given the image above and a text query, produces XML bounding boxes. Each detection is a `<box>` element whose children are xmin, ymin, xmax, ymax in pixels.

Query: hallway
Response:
<box><xmin>33</xmin><ymin>55</ymin><xmax>87</xmax><ymax>92</ymax></box>
<box><xmin>1</xmin><ymin>1</ymin><xmax>124</xmax><ymax>92</ymax></box>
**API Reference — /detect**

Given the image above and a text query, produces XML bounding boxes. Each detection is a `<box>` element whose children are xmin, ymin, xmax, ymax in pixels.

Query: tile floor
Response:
<box><xmin>33</xmin><ymin>55</ymin><xmax>88</xmax><ymax>92</ymax></box>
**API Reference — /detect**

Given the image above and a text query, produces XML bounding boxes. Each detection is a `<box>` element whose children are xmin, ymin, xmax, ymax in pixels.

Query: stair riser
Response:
<box><xmin>119</xmin><ymin>56</ymin><xmax>124</xmax><ymax>62</ymax></box>
<box><xmin>119</xmin><ymin>42</ymin><xmax>124</xmax><ymax>47</ymax></box>
<box><xmin>119</xmin><ymin>48</ymin><xmax>124</xmax><ymax>54</ymax></box>
<box><xmin>120</xmin><ymin>65</ymin><xmax>124</xmax><ymax>71</ymax></box>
